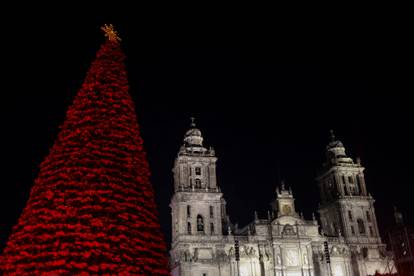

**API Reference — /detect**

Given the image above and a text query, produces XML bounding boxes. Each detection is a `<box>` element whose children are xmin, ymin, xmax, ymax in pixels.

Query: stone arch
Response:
<box><xmin>197</xmin><ymin>214</ymin><xmax>204</xmax><ymax>233</ymax></box>
<box><xmin>357</xmin><ymin>218</ymin><xmax>365</xmax><ymax>234</ymax></box>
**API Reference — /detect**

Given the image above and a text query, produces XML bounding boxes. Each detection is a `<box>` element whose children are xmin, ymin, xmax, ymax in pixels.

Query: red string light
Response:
<box><xmin>0</xmin><ymin>40</ymin><xmax>170</xmax><ymax>275</ymax></box>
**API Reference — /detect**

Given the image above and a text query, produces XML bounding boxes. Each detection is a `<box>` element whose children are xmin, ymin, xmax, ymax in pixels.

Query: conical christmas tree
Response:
<box><xmin>0</xmin><ymin>25</ymin><xmax>170</xmax><ymax>275</ymax></box>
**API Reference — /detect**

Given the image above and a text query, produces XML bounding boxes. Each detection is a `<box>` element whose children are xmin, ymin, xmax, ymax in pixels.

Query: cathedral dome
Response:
<box><xmin>183</xmin><ymin>118</ymin><xmax>204</xmax><ymax>147</ymax></box>
<box><xmin>325</xmin><ymin>130</ymin><xmax>355</xmax><ymax>165</ymax></box>
<box><xmin>327</xmin><ymin>139</ymin><xmax>344</xmax><ymax>149</ymax></box>
<box><xmin>326</xmin><ymin>130</ymin><xmax>344</xmax><ymax>149</ymax></box>
<box><xmin>185</xmin><ymin>128</ymin><xmax>202</xmax><ymax>138</ymax></box>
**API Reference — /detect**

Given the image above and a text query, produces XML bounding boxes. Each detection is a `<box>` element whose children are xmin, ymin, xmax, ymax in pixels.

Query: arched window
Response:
<box><xmin>362</xmin><ymin>247</ymin><xmax>368</xmax><ymax>258</ymax></box>
<box><xmin>210</xmin><ymin>223</ymin><xmax>214</xmax><ymax>234</ymax></box>
<box><xmin>357</xmin><ymin>219</ymin><xmax>365</xmax><ymax>234</ymax></box>
<box><xmin>197</xmin><ymin>215</ymin><xmax>204</xmax><ymax>233</ymax></box>
<box><xmin>348</xmin><ymin>210</ymin><xmax>353</xmax><ymax>221</ymax></box>
<box><xmin>210</xmin><ymin>206</ymin><xmax>214</xmax><ymax>218</ymax></box>
<box><xmin>187</xmin><ymin>205</ymin><xmax>191</xmax><ymax>218</ymax></box>
<box><xmin>187</xmin><ymin>222</ymin><xmax>192</xmax><ymax>234</ymax></box>
<box><xmin>195</xmin><ymin>179</ymin><xmax>201</xmax><ymax>189</ymax></box>
<box><xmin>349</xmin><ymin>186</ymin><xmax>355</xmax><ymax>195</ymax></box>
<box><xmin>195</xmin><ymin>167</ymin><xmax>201</xmax><ymax>175</ymax></box>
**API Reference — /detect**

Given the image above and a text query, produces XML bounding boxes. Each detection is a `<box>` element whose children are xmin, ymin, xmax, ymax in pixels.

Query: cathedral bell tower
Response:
<box><xmin>170</xmin><ymin>118</ymin><xmax>226</xmax><ymax>252</ymax></box>
<box><xmin>316</xmin><ymin>130</ymin><xmax>388</xmax><ymax>276</ymax></box>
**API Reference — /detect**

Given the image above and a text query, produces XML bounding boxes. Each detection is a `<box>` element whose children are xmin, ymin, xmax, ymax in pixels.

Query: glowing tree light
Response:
<box><xmin>0</xmin><ymin>25</ymin><xmax>170</xmax><ymax>275</ymax></box>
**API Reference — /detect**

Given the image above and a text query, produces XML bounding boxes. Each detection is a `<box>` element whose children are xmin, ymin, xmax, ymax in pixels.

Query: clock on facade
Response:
<box><xmin>282</xmin><ymin>204</ymin><xmax>292</xmax><ymax>215</ymax></box>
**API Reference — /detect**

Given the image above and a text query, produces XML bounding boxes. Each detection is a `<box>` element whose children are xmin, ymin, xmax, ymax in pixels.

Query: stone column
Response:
<box><xmin>358</xmin><ymin>174</ymin><xmax>367</xmax><ymax>196</ymax></box>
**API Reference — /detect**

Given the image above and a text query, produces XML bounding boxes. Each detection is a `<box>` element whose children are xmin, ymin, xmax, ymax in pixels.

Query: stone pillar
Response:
<box><xmin>358</xmin><ymin>174</ymin><xmax>367</xmax><ymax>196</ymax></box>
<box><xmin>209</xmin><ymin>165</ymin><xmax>217</xmax><ymax>189</ymax></box>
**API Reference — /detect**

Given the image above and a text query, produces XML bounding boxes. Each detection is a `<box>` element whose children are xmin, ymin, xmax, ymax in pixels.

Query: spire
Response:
<box><xmin>0</xmin><ymin>28</ymin><xmax>169</xmax><ymax>274</ymax></box>
<box><xmin>190</xmin><ymin>116</ymin><xmax>196</xmax><ymax>128</ymax></box>
<box><xmin>330</xmin><ymin>129</ymin><xmax>336</xmax><ymax>142</ymax></box>
<box><xmin>327</xmin><ymin>129</ymin><xmax>344</xmax><ymax>149</ymax></box>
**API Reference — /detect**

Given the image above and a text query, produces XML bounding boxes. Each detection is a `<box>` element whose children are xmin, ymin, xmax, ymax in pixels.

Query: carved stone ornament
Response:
<box><xmin>282</xmin><ymin>224</ymin><xmax>296</xmax><ymax>235</ymax></box>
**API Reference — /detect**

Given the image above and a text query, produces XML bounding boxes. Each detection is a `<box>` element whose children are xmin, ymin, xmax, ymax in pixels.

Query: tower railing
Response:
<box><xmin>177</xmin><ymin>186</ymin><xmax>221</xmax><ymax>193</ymax></box>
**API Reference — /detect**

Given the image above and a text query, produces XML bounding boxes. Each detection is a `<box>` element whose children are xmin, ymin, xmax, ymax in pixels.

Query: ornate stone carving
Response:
<box><xmin>282</xmin><ymin>224</ymin><xmax>296</xmax><ymax>235</ymax></box>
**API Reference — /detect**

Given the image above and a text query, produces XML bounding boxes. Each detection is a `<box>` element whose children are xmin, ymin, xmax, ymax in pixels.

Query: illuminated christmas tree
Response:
<box><xmin>0</xmin><ymin>25</ymin><xmax>170</xmax><ymax>275</ymax></box>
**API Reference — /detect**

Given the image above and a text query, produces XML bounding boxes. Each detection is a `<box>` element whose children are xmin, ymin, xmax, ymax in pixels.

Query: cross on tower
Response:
<box><xmin>330</xmin><ymin>129</ymin><xmax>336</xmax><ymax>142</ymax></box>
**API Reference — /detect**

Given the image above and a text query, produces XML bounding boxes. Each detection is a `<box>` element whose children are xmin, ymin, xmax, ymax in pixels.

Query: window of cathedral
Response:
<box><xmin>195</xmin><ymin>179</ymin><xmax>201</xmax><ymax>189</ymax></box>
<box><xmin>197</xmin><ymin>215</ymin><xmax>204</xmax><ymax>233</ymax></box>
<box><xmin>282</xmin><ymin>224</ymin><xmax>296</xmax><ymax>235</ymax></box>
<box><xmin>209</xmin><ymin>206</ymin><xmax>214</xmax><ymax>218</ymax></box>
<box><xmin>357</xmin><ymin>219</ymin><xmax>366</xmax><ymax>234</ymax></box>
<box><xmin>210</xmin><ymin>223</ymin><xmax>214</xmax><ymax>234</ymax></box>
<box><xmin>187</xmin><ymin>205</ymin><xmax>191</xmax><ymax>218</ymax></box>
<box><xmin>348</xmin><ymin>175</ymin><xmax>354</xmax><ymax>183</ymax></box>
<box><xmin>362</xmin><ymin>247</ymin><xmax>368</xmax><ymax>258</ymax></box>
<box><xmin>187</xmin><ymin>222</ymin><xmax>192</xmax><ymax>234</ymax></box>
<box><xmin>195</xmin><ymin>167</ymin><xmax>201</xmax><ymax>175</ymax></box>
<box><xmin>366</xmin><ymin>211</ymin><xmax>371</xmax><ymax>222</ymax></box>
<box><xmin>349</xmin><ymin>186</ymin><xmax>356</xmax><ymax>195</ymax></box>
<box><xmin>348</xmin><ymin>210</ymin><xmax>353</xmax><ymax>221</ymax></box>
<box><xmin>351</xmin><ymin>225</ymin><xmax>355</xmax><ymax>235</ymax></box>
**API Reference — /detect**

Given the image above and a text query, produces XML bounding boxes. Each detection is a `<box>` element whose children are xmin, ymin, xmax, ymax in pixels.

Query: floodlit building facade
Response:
<box><xmin>170</xmin><ymin>122</ymin><xmax>394</xmax><ymax>276</ymax></box>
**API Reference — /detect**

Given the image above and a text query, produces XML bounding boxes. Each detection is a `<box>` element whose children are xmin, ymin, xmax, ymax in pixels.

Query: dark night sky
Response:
<box><xmin>0</xmin><ymin>9</ymin><xmax>412</xmax><ymax>250</ymax></box>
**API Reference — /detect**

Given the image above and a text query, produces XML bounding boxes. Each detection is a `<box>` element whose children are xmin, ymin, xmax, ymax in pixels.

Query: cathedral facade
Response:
<box><xmin>170</xmin><ymin>122</ymin><xmax>394</xmax><ymax>276</ymax></box>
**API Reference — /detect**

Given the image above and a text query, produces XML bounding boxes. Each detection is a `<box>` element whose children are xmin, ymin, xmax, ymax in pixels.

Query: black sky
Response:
<box><xmin>0</xmin><ymin>9</ymin><xmax>412</xmax><ymax>250</ymax></box>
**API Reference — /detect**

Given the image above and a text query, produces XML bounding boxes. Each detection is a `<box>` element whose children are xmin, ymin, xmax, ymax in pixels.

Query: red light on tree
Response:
<box><xmin>0</xmin><ymin>25</ymin><xmax>170</xmax><ymax>275</ymax></box>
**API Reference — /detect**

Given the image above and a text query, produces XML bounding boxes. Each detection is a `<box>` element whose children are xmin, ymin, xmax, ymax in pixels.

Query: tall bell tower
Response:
<box><xmin>316</xmin><ymin>130</ymin><xmax>390</xmax><ymax>276</ymax></box>
<box><xmin>169</xmin><ymin>118</ymin><xmax>227</xmax><ymax>274</ymax></box>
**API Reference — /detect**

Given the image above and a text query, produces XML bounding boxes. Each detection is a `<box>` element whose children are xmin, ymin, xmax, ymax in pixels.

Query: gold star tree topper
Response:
<box><xmin>101</xmin><ymin>24</ymin><xmax>121</xmax><ymax>42</ymax></box>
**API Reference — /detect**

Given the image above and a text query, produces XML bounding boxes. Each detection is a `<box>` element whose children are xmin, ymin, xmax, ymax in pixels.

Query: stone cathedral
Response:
<box><xmin>170</xmin><ymin>121</ymin><xmax>394</xmax><ymax>276</ymax></box>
